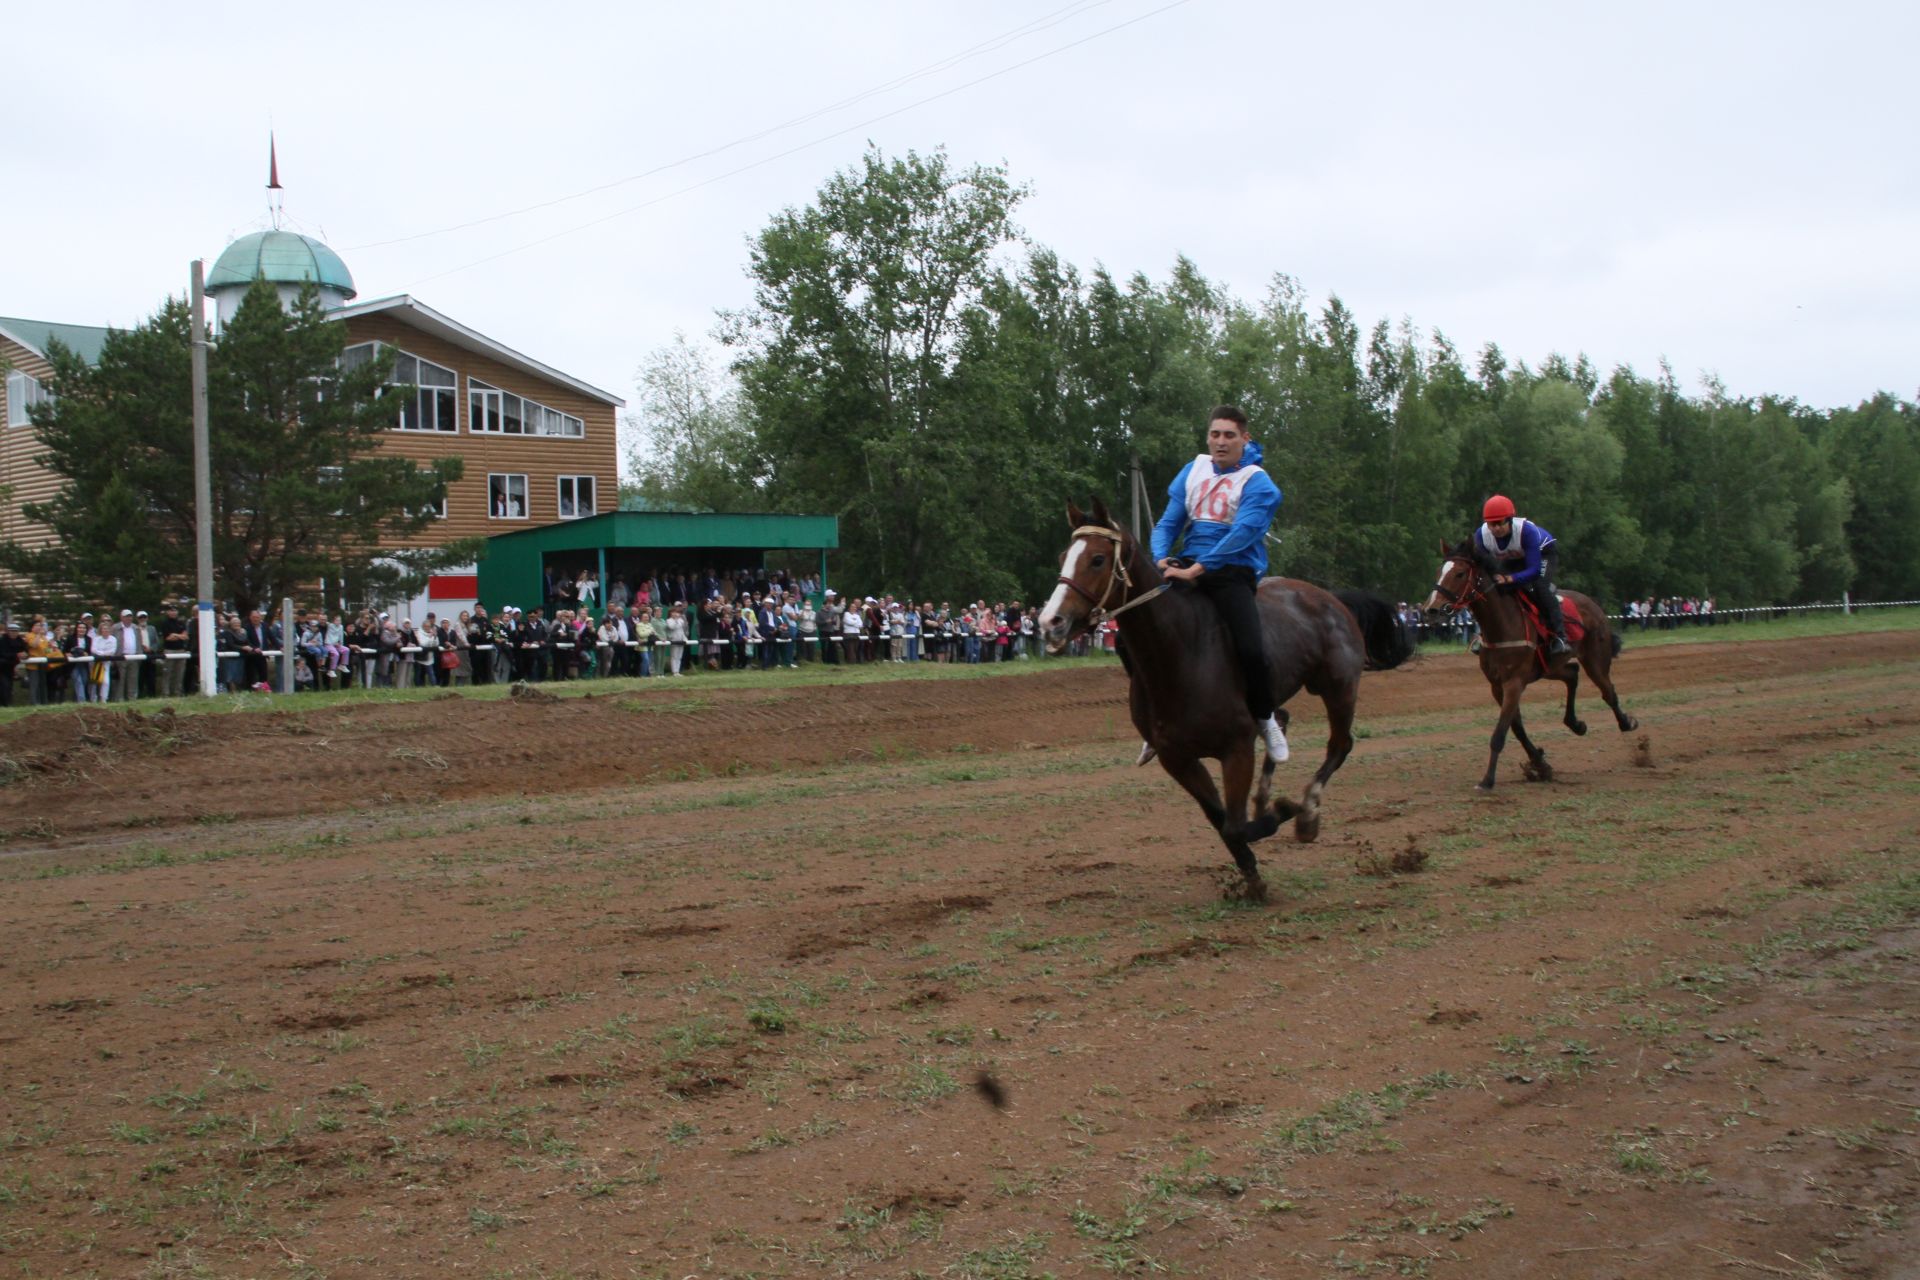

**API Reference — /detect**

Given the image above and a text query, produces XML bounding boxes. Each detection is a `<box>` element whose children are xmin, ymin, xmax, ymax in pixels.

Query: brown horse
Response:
<box><xmin>1039</xmin><ymin>498</ymin><xmax>1409</xmax><ymax>901</ymax></box>
<box><xmin>1421</xmin><ymin>542</ymin><xmax>1637</xmax><ymax>791</ymax></box>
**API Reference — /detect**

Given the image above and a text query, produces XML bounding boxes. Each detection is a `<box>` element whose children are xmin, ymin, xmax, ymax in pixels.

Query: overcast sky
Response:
<box><xmin>9</xmin><ymin>1</ymin><xmax>1916</xmax><ymax>429</ymax></box>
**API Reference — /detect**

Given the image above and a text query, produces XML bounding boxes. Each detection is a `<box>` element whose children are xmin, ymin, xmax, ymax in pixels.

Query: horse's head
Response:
<box><xmin>1039</xmin><ymin>497</ymin><xmax>1132</xmax><ymax>654</ymax></box>
<box><xmin>1421</xmin><ymin>541</ymin><xmax>1486</xmax><ymax>621</ymax></box>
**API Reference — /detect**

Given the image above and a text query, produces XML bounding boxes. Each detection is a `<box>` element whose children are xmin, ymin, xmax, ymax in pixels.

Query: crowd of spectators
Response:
<box><xmin>1624</xmin><ymin>596</ymin><xmax>1716</xmax><ymax>629</ymax></box>
<box><xmin>0</xmin><ymin>575</ymin><xmax>1756</xmax><ymax>711</ymax></box>
<box><xmin>0</xmin><ymin>571</ymin><xmax>1068</xmax><ymax>706</ymax></box>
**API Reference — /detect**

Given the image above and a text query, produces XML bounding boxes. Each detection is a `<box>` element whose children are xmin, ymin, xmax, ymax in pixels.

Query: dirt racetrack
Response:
<box><xmin>2</xmin><ymin>629</ymin><xmax>1917</xmax><ymax>1278</ymax></box>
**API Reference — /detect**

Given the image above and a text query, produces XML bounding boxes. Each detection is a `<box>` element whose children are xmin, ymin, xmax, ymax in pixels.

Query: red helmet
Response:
<box><xmin>1482</xmin><ymin>494</ymin><xmax>1516</xmax><ymax>522</ymax></box>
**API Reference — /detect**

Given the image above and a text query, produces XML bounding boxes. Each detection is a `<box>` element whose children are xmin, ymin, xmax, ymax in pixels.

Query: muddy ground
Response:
<box><xmin>1</xmin><ymin>631</ymin><xmax>1916</xmax><ymax>1278</ymax></box>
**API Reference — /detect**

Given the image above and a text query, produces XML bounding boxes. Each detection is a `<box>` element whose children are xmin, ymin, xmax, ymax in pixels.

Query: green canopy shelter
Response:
<box><xmin>474</xmin><ymin>511</ymin><xmax>839</xmax><ymax>613</ymax></box>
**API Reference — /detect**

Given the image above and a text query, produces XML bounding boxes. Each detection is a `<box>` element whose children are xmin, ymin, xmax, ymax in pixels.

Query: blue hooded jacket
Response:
<box><xmin>1150</xmin><ymin>441</ymin><xmax>1282</xmax><ymax>575</ymax></box>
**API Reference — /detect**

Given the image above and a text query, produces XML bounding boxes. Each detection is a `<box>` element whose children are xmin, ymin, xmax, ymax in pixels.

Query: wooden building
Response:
<box><xmin>0</xmin><ymin>317</ymin><xmax>112</xmax><ymax>575</ymax></box>
<box><xmin>2</xmin><ymin>228</ymin><xmax>624</xmax><ymax>616</ymax></box>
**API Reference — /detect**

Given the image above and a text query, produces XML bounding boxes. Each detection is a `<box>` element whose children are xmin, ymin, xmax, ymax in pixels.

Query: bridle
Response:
<box><xmin>1431</xmin><ymin>552</ymin><xmax>1535</xmax><ymax>652</ymax></box>
<box><xmin>1057</xmin><ymin>523</ymin><xmax>1167</xmax><ymax>631</ymax></box>
<box><xmin>1428</xmin><ymin>553</ymin><xmax>1489</xmax><ymax>612</ymax></box>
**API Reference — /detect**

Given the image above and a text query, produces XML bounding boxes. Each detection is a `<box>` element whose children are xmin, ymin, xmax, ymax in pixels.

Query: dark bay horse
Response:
<box><xmin>1039</xmin><ymin>499</ymin><xmax>1409</xmax><ymax>901</ymax></box>
<box><xmin>1421</xmin><ymin>542</ymin><xmax>1637</xmax><ymax>791</ymax></box>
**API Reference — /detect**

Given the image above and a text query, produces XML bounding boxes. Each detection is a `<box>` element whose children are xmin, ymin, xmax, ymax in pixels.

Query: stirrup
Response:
<box><xmin>1548</xmin><ymin>635</ymin><xmax>1572</xmax><ymax>655</ymax></box>
<box><xmin>1135</xmin><ymin>741</ymin><xmax>1157</xmax><ymax>767</ymax></box>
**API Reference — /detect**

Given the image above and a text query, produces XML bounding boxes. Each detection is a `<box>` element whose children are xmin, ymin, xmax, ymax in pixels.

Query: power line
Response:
<box><xmin>345</xmin><ymin>0</ymin><xmax>1117</xmax><ymax>253</ymax></box>
<box><xmin>403</xmin><ymin>0</ymin><xmax>1192</xmax><ymax>290</ymax></box>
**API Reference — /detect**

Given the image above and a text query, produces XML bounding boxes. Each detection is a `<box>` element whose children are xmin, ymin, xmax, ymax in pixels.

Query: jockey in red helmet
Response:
<box><xmin>1475</xmin><ymin>495</ymin><xmax>1571</xmax><ymax>655</ymax></box>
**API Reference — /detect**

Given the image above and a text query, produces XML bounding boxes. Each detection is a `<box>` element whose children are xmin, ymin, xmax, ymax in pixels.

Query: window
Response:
<box><xmin>488</xmin><ymin>473</ymin><xmax>528</xmax><ymax>520</ymax></box>
<box><xmin>392</xmin><ymin>351</ymin><xmax>458</xmax><ymax>432</ymax></box>
<box><xmin>557</xmin><ymin>475</ymin><xmax>595</xmax><ymax>519</ymax></box>
<box><xmin>412</xmin><ymin>471</ymin><xmax>448</xmax><ymax>520</ymax></box>
<box><xmin>7</xmin><ymin>370</ymin><xmax>53</xmax><ymax>427</ymax></box>
<box><xmin>469</xmin><ymin>378</ymin><xmax>581</xmax><ymax>438</ymax></box>
<box><xmin>469</xmin><ymin>378</ymin><xmax>524</xmax><ymax>435</ymax></box>
<box><xmin>344</xmin><ymin>343</ymin><xmax>457</xmax><ymax>432</ymax></box>
<box><xmin>532</xmin><ymin>402</ymin><xmax>585</xmax><ymax>438</ymax></box>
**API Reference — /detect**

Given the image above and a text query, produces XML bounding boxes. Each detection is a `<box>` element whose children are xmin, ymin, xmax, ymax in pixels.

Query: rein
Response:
<box><xmin>1060</xmin><ymin>523</ymin><xmax>1168</xmax><ymax>630</ymax></box>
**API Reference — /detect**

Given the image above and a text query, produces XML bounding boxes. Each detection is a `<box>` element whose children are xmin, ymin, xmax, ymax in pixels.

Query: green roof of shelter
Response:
<box><xmin>485</xmin><ymin>510</ymin><xmax>838</xmax><ymax>554</ymax></box>
<box><xmin>206</xmin><ymin>230</ymin><xmax>357</xmax><ymax>298</ymax></box>
<box><xmin>0</xmin><ymin>316</ymin><xmax>114</xmax><ymax>365</ymax></box>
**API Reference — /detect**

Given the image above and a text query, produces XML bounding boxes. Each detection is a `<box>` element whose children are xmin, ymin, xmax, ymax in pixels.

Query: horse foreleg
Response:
<box><xmin>1162</xmin><ymin>751</ymin><xmax>1266</xmax><ymax>901</ymax></box>
<box><xmin>1480</xmin><ymin>681</ymin><xmax>1525</xmax><ymax>792</ymax></box>
<box><xmin>1562</xmin><ymin>665</ymin><xmax>1587</xmax><ymax>736</ymax></box>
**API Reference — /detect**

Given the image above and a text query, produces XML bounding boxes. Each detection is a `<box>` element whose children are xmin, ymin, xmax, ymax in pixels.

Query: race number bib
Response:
<box><xmin>1184</xmin><ymin>456</ymin><xmax>1264</xmax><ymax>525</ymax></box>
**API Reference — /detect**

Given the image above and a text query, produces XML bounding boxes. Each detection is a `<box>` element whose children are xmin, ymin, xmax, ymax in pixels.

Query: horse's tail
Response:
<box><xmin>1335</xmin><ymin>590</ymin><xmax>1415</xmax><ymax>671</ymax></box>
<box><xmin>1610</xmin><ymin>627</ymin><xmax>1624</xmax><ymax>659</ymax></box>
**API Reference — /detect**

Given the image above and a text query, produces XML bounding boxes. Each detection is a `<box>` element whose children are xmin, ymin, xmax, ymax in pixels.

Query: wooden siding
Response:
<box><xmin>0</xmin><ymin>334</ymin><xmax>60</xmax><ymax>560</ymax></box>
<box><xmin>341</xmin><ymin>314</ymin><xmax>621</xmax><ymax>550</ymax></box>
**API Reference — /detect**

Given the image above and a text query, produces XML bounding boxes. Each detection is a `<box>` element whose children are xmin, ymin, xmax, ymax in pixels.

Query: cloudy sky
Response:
<box><xmin>9</xmin><ymin>1</ymin><xmax>1915</xmax><ymax>428</ymax></box>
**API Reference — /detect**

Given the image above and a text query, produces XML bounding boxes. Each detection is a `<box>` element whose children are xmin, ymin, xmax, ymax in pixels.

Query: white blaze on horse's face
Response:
<box><xmin>1420</xmin><ymin>559</ymin><xmax>1454</xmax><ymax>617</ymax></box>
<box><xmin>1039</xmin><ymin>538</ymin><xmax>1088</xmax><ymax>652</ymax></box>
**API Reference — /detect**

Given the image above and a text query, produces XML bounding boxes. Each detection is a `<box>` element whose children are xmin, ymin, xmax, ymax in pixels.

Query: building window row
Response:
<box><xmin>490</xmin><ymin>474</ymin><xmax>596</xmax><ymax>521</ymax></box>
<box><xmin>6</xmin><ymin>370</ymin><xmax>53</xmax><ymax>428</ymax></box>
<box><xmin>341</xmin><ymin>344</ymin><xmax>583</xmax><ymax>439</ymax></box>
<box><xmin>469</xmin><ymin>379</ymin><xmax>584</xmax><ymax>438</ymax></box>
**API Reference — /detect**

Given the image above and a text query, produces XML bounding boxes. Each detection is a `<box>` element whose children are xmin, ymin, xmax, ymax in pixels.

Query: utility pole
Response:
<box><xmin>1129</xmin><ymin>452</ymin><xmax>1140</xmax><ymax>538</ymax></box>
<box><xmin>190</xmin><ymin>261</ymin><xmax>217</xmax><ymax>696</ymax></box>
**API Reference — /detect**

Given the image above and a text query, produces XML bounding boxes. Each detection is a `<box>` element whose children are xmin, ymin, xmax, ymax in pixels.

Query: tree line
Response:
<box><xmin>628</xmin><ymin>147</ymin><xmax>1920</xmax><ymax>609</ymax></box>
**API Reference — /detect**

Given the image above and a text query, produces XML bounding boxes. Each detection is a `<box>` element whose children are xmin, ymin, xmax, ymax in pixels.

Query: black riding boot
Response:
<box><xmin>1528</xmin><ymin>579</ymin><xmax>1572</xmax><ymax>654</ymax></box>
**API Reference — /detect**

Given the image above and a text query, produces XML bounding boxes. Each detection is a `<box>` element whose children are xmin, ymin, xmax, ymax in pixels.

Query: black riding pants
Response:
<box><xmin>1196</xmin><ymin>565</ymin><xmax>1275</xmax><ymax>722</ymax></box>
<box><xmin>1516</xmin><ymin>548</ymin><xmax>1566</xmax><ymax>636</ymax></box>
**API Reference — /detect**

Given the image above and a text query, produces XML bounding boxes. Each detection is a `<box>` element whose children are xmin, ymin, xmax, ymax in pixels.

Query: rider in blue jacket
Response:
<box><xmin>1474</xmin><ymin>494</ymin><xmax>1571</xmax><ymax>654</ymax></box>
<box><xmin>1151</xmin><ymin>404</ymin><xmax>1288</xmax><ymax>763</ymax></box>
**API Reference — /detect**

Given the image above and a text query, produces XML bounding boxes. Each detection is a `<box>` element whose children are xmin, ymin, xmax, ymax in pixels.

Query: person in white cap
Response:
<box><xmin>90</xmin><ymin>612</ymin><xmax>121</xmax><ymax>701</ymax></box>
<box><xmin>841</xmin><ymin>594</ymin><xmax>864</xmax><ymax>665</ymax></box>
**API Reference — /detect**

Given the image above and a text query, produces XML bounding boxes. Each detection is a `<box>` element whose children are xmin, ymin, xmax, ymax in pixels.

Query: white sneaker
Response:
<box><xmin>1135</xmin><ymin>741</ymin><xmax>1157</xmax><ymax>767</ymax></box>
<box><xmin>1260</xmin><ymin>716</ymin><xmax>1289</xmax><ymax>763</ymax></box>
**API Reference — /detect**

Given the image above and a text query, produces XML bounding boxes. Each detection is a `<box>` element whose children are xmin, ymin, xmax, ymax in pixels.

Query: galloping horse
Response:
<box><xmin>1039</xmin><ymin>498</ymin><xmax>1409</xmax><ymax>901</ymax></box>
<box><xmin>1421</xmin><ymin>542</ymin><xmax>1637</xmax><ymax>791</ymax></box>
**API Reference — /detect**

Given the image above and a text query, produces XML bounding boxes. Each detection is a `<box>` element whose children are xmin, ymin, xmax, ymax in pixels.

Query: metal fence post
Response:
<box><xmin>280</xmin><ymin>597</ymin><xmax>295</xmax><ymax>694</ymax></box>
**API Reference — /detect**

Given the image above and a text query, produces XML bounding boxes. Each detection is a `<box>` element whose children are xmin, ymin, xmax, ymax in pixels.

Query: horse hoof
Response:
<box><xmin>1294</xmin><ymin>812</ymin><xmax>1320</xmax><ymax>844</ymax></box>
<box><xmin>1570</xmin><ymin>720</ymin><xmax>1588</xmax><ymax>736</ymax></box>
<box><xmin>1620</xmin><ymin>716</ymin><xmax>1639</xmax><ymax>732</ymax></box>
<box><xmin>1474</xmin><ymin>782</ymin><xmax>1495</xmax><ymax>794</ymax></box>
<box><xmin>1234</xmin><ymin>876</ymin><xmax>1269</xmax><ymax>904</ymax></box>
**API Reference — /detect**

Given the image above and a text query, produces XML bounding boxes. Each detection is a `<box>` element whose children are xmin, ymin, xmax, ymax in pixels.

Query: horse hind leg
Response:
<box><xmin>1513</xmin><ymin>712</ymin><xmax>1553</xmax><ymax>782</ymax></box>
<box><xmin>1584</xmin><ymin>647</ymin><xmax>1639</xmax><ymax>732</ymax></box>
<box><xmin>1562</xmin><ymin>664</ymin><xmax>1587</xmax><ymax>736</ymax></box>
<box><xmin>1296</xmin><ymin>685</ymin><xmax>1357</xmax><ymax>843</ymax></box>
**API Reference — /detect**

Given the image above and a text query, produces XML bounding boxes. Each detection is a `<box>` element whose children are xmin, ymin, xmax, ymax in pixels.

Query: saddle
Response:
<box><xmin>1516</xmin><ymin>592</ymin><xmax>1584</xmax><ymax>652</ymax></box>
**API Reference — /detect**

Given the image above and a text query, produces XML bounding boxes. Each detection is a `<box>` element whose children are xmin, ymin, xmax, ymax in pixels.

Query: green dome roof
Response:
<box><xmin>206</xmin><ymin>230</ymin><xmax>356</xmax><ymax>299</ymax></box>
